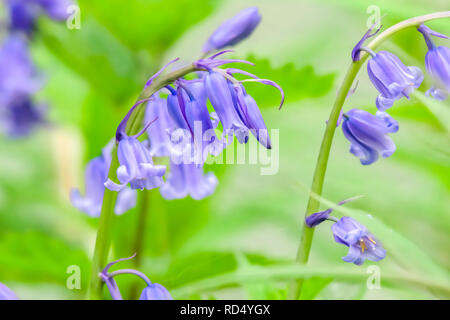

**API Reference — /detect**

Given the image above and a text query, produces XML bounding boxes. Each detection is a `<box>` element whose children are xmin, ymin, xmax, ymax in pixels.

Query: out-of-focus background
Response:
<box><xmin>0</xmin><ymin>0</ymin><xmax>449</xmax><ymax>299</ymax></box>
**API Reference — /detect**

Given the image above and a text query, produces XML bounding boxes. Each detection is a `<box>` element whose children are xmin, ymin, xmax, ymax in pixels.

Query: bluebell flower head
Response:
<box><xmin>140</xmin><ymin>283</ymin><xmax>173</xmax><ymax>300</ymax></box>
<box><xmin>203</xmin><ymin>7</ymin><xmax>261</xmax><ymax>53</ymax></box>
<box><xmin>160</xmin><ymin>161</ymin><xmax>218</xmax><ymax>200</ymax></box>
<box><xmin>0</xmin><ymin>283</ymin><xmax>18</xmax><ymax>300</ymax></box>
<box><xmin>417</xmin><ymin>24</ymin><xmax>450</xmax><ymax>100</ymax></box>
<box><xmin>5</xmin><ymin>0</ymin><xmax>73</xmax><ymax>34</ymax></box>
<box><xmin>0</xmin><ymin>35</ymin><xmax>43</xmax><ymax>108</ymax></box>
<box><xmin>367</xmin><ymin>51</ymin><xmax>423</xmax><ymax>110</ymax></box>
<box><xmin>331</xmin><ymin>217</ymin><xmax>386</xmax><ymax>265</ymax></box>
<box><xmin>305</xmin><ymin>196</ymin><xmax>363</xmax><ymax>228</ymax></box>
<box><xmin>342</xmin><ymin>108</ymin><xmax>397</xmax><ymax>165</ymax></box>
<box><xmin>71</xmin><ymin>143</ymin><xmax>137</xmax><ymax>217</ymax></box>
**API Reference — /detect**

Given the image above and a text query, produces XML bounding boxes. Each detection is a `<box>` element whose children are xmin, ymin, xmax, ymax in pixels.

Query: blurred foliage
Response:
<box><xmin>0</xmin><ymin>0</ymin><xmax>449</xmax><ymax>300</ymax></box>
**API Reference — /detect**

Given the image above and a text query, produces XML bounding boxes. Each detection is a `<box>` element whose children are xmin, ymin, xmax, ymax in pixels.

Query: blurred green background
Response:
<box><xmin>0</xmin><ymin>0</ymin><xmax>449</xmax><ymax>299</ymax></box>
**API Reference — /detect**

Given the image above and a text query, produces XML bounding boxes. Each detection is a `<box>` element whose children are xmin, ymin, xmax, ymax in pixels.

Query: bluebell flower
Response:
<box><xmin>140</xmin><ymin>283</ymin><xmax>173</xmax><ymax>300</ymax></box>
<box><xmin>203</xmin><ymin>7</ymin><xmax>261</xmax><ymax>53</ymax></box>
<box><xmin>229</xmin><ymin>82</ymin><xmax>271</xmax><ymax>149</ymax></box>
<box><xmin>0</xmin><ymin>283</ymin><xmax>18</xmax><ymax>300</ymax></box>
<box><xmin>71</xmin><ymin>143</ymin><xmax>137</xmax><ymax>217</ymax></box>
<box><xmin>0</xmin><ymin>35</ymin><xmax>42</xmax><ymax>108</ymax></box>
<box><xmin>305</xmin><ymin>196</ymin><xmax>363</xmax><ymax>228</ymax></box>
<box><xmin>341</xmin><ymin>108</ymin><xmax>397</xmax><ymax>165</ymax></box>
<box><xmin>0</xmin><ymin>97</ymin><xmax>45</xmax><ymax>137</ymax></box>
<box><xmin>5</xmin><ymin>0</ymin><xmax>73</xmax><ymax>35</ymax></box>
<box><xmin>417</xmin><ymin>24</ymin><xmax>450</xmax><ymax>100</ymax></box>
<box><xmin>367</xmin><ymin>50</ymin><xmax>423</xmax><ymax>110</ymax></box>
<box><xmin>160</xmin><ymin>161</ymin><xmax>218</xmax><ymax>200</ymax></box>
<box><xmin>105</xmin><ymin>136</ymin><xmax>166</xmax><ymax>191</ymax></box>
<box><xmin>177</xmin><ymin>80</ymin><xmax>226</xmax><ymax>161</ymax></box>
<box><xmin>145</xmin><ymin>94</ymin><xmax>175</xmax><ymax>157</ymax></box>
<box><xmin>331</xmin><ymin>217</ymin><xmax>386</xmax><ymax>265</ymax></box>
<box><xmin>204</xmin><ymin>71</ymin><xmax>249</xmax><ymax>144</ymax></box>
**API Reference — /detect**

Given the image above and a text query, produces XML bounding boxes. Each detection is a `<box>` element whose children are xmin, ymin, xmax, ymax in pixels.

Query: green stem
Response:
<box><xmin>88</xmin><ymin>63</ymin><xmax>198</xmax><ymax>299</ymax></box>
<box><xmin>288</xmin><ymin>11</ymin><xmax>450</xmax><ymax>300</ymax></box>
<box><xmin>129</xmin><ymin>189</ymin><xmax>151</xmax><ymax>300</ymax></box>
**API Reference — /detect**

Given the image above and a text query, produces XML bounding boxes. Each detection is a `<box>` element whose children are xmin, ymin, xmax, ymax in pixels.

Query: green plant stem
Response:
<box><xmin>88</xmin><ymin>63</ymin><xmax>198</xmax><ymax>299</ymax></box>
<box><xmin>288</xmin><ymin>11</ymin><xmax>450</xmax><ymax>300</ymax></box>
<box><xmin>129</xmin><ymin>189</ymin><xmax>152</xmax><ymax>300</ymax></box>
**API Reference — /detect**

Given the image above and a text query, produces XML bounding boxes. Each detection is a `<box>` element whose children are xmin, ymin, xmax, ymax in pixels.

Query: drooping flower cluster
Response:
<box><xmin>71</xmin><ymin>7</ymin><xmax>275</xmax><ymax>216</ymax></box>
<box><xmin>341</xmin><ymin>22</ymin><xmax>449</xmax><ymax>165</ymax></box>
<box><xmin>305</xmin><ymin>197</ymin><xmax>386</xmax><ymax>266</ymax></box>
<box><xmin>100</xmin><ymin>255</ymin><xmax>173</xmax><ymax>300</ymax></box>
<box><xmin>0</xmin><ymin>0</ymin><xmax>74</xmax><ymax>137</ymax></box>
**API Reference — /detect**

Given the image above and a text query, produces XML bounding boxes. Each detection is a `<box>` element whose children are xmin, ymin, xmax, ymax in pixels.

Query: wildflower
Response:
<box><xmin>204</xmin><ymin>70</ymin><xmax>249</xmax><ymax>143</ymax></box>
<box><xmin>145</xmin><ymin>94</ymin><xmax>175</xmax><ymax>157</ymax></box>
<box><xmin>0</xmin><ymin>98</ymin><xmax>45</xmax><ymax>137</ymax></box>
<box><xmin>0</xmin><ymin>283</ymin><xmax>18</xmax><ymax>300</ymax></box>
<box><xmin>351</xmin><ymin>22</ymin><xmax>381</xmax><ymax>62</ymax></box>
<box><xmin>71</xmin><ymin>143</ymin><xmax>137</xmax><ymax>217</ymax></box>
<box><xmin>366</xmin><ymin>50</ymin><xmax>423</xmax><ymax>110</ymax></box>
<box><xmin>0</xmin><ymin>35</ymin><xmax>42</xmax><ymax>108</ymax></box>
<box><xmin>104</xmin><ymin>136</ymin><xmax>166</xmax><ymax>191</ymax></box>
<box><xmin>417</xmin><ymin>24</ymin><xmax>450</xmax><ymax>100</ymax></box>
<box><xmin>177</xmin><ymin>80</ymin><xmax>226</xmax><ymax>161</ymax></box>
<box><xmin>140</xmin><ymin>283</ymin><xmax>173</xmax><ymax>300</ymax></box>
<box><xmin>341</xmin><ymin>108</ymin><xmax>397</xmax><ymax>165</ymax></box>
<box><xmin>203</xmin><ymin>7</ymin><xmax>261</xmax><ymax>53</ymax></box>
<box><xmin>331</xmin><ymin>217</ymin><xmax>386</xmax><ymax>265</ymax></box>
<box><xmin>305</xmin><ymin>196</ymin><xmax>363</xmax><ymax>228</ymax></box>
<box><xmin>5</xmin><ymin>0</ymin><xmax>73</xmax><ymax>35</ymax></box>
<box><xmin>160</xmin><ymin>161</ymin><xmax>218</xmax><ymax>200</ymax></box>
<box><xmin>101</xmin><ymin>255</ymin><xmax>173</xmax><ymax>300</ymax></box>
<box><xmin>229</xmin><ymin>82</ymin><xmax>271</xmax><ymax>149</ymax></box>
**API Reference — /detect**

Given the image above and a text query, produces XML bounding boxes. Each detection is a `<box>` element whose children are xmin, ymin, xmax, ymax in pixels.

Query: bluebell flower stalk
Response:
<box><xmin>0</xmin><ymin>283</ymin><xmax>18</xmax><ymax>300</ymax></box>
<box><xmin>417</xmin><ymin>24</ymin><xmax>450</xmax><ymax>100</ymax></box>
<box><xmin>203</xmin><ymin>7</ymin><xmax>261</xmax><ymax>53</ymax></box>
<box><xmin>289</xmin><ymin>12</ymin><xmax>450</xmax><ymax>300</ymax></box>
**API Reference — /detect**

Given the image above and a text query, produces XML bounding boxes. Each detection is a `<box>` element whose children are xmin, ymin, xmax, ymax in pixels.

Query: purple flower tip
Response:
<box><xmin>342</xmin><ymin>109</ymin><xmax>397</xmax><ymax>165</ymax></box>
<box><xmin>352</xmin><ymin>23</ymin><xmax>382</xmax><ymax>62</ymax></box>
<box><xmin>203</xmin><ymin>7</ymin><xmax>261</xmax><ymax>53</ymax></box>
<box><xmin>331</xmin><ymin>217</ymin><xmax>386</xmax><ymax>265</ymax></box>
<box><xmin>367</xmin><ymin>51</ymin><xmax>423</xmax><ymax>110</ymax></box>
<box><xmin>305</xmin><ymin>195</ymin><xmax>363</xmax><ymax>227</ymax></box>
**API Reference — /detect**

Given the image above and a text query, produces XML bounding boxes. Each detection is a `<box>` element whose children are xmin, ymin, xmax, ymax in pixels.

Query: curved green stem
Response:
<box><xmin>88</xmin><ymin>63</ymin><xmax>197</xmax><ymax>299</ymax></box>
<box><xmin>288</xmin><ymin>11</ymin><xmax>450</xmax><ymax>300</ymax></box>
